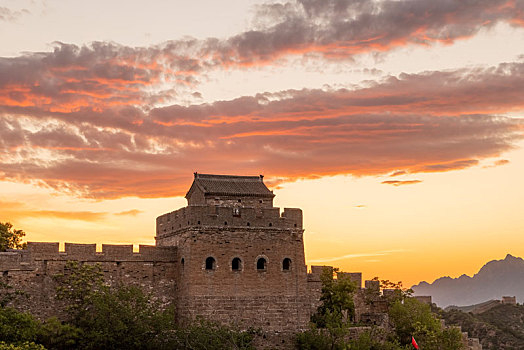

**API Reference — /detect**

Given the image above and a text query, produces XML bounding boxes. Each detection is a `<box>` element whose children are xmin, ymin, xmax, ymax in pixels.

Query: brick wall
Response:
<box><xmin>0</xmin><ymin>243</ymin><xmax>177</xmax><ymax>320</ymax></box>
<box><xmin>171</xmin><ymin>226</ymin><xmax>310</xmax><ymax>332</ymax></box>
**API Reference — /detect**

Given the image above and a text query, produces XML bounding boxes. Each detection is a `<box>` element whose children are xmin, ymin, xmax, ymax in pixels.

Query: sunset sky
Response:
<box><xmin>1</xmin><ymin>0</ymin><xmax>523</xmax><ymax>287</ymax></box>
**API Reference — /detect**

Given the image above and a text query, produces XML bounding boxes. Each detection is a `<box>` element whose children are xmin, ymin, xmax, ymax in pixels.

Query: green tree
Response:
<box><xmin>348</xmin><ymin>329</ymin><xmax>405</xmax><ymax>350</ymax></box>
<box><xmin>167</xmin><ymin>318</ymin><xmax>256</xmax><ymax>350</ymax></box>
<box><xmin>75</xmin><ymin>285</ymin><xmax>175</xmax><ymax>350</ymax></box>
<box><xmin>298</xmin><ymin>267</ymin><xmax>358</xmax><ymax>349</ymax></box>
<box><xmin>54</xmin><ymin>261</ymin><xmax>104</xmax><ymax>322</ymax></box>
<box><xmin>389</xmin><ymin>298</ymin><xmax>464</xmax><ymax>350</ymax></box>
<box><xmin>0</xmin><ymin>223</ymin><xmax>26</xmax><ymax>251</ymax></box>
<box><xmin>0</xmin><ymin>307</ymin><xmax>41</xmax><ymax>344</ymax></box>
<box><xmin>36</xmin><ymin>318</ymin><xmax>82</xmax><ymax>350</ymax></box>
<box><xmin>54</xmin><ymin>261</ymin><xmax>177</xmax><ymax>350</ymax></box>
<box><xmin>0</xmin><ymin>342</ymin><xmax>46</xmax><ymax>350</ymax></box>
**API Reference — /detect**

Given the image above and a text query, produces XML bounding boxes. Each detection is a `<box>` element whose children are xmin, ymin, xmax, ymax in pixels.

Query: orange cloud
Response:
<box><xmin>0</xmin><ymin>60</ymin><xmax>522</xmax><ymax>199</ymax></box>
<box><xmin>0</xmin><ymin>0</ymin><xmax>522</xmax><ymax>120</ymax></box>
<box><xmin>0</xmin><ymin>200</ymin><xmax>107</xmax><ymax>222</ymax></box>
<box><xmin>495</xmin><ymin>159</ymin><xmax>510</xmax><ymax>166</ymax></box>
<box><xmin>114</xmin><ymin>209</ymin><xmax>143</xmax><ymax>216</ymax></box>
<box><xmin>381</xmin><ymin>180</ymin><xmax>422</xmax><ymax>186</ymax></box>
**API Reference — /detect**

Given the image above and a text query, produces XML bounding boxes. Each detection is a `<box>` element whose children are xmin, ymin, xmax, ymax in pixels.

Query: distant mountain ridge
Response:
<box><xmin>412</xmin><ymin>254</ymin><xmax>524</xmax><ymax>307</ymax></box>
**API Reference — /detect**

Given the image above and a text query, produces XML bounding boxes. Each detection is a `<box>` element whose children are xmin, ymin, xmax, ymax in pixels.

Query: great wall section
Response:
<box><xmin>0</xmin><ymin>173</ymin><xmax>482</xmax><ymax>349</ymax></box>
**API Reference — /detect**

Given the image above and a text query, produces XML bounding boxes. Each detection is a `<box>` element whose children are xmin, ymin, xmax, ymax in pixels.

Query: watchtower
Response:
<box><xmin>155</xmin><ymin>173</ymin><xmax>309</xmax><ymax>332</ymax></box>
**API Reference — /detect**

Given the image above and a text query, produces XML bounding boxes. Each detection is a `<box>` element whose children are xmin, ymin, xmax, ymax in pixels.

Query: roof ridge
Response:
<box><xmin>186</xmin><ymin>172</ymin><xmax>274</xmax><ymax>198</ymax></box>
<box><xmin>195</xmin><ymin>173</ymin><xmax>263</xmax><ymax>181</ymax></box>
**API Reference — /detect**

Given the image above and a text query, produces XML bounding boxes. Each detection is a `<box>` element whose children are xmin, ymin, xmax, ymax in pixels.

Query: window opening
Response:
<box><xmin>232</xmin><ymin>257</ymin><xmax>242</xmax><ymax>271</ymax></box>
<box><xmin>257</xmin><ymin>257</ymin><xmax>267</xmax><ymax>271</ymax></box>
<box><xmin>205</xmin><ymin>257</ymin><xmax>216</xmax><ymax>270</ymax></box>
<box><xmin>283</xmin><ymin>258</ymin><xmax>292</xmax><ymax>271</ymax></box>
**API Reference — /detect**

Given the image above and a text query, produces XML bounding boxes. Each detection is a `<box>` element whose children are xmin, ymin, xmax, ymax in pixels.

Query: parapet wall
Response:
<box><xmin>0</xmin><ymin>243</ymin><xmax>178</xmax><ymax>320</ymax></box>
<box><xmin>25</xmin><ymin>242</ymin><xmax>176</xmax><ymax>262</ymax></box>
<box><xmin>156</xmin><ymin>205</ymin><xmax>302</xmax><ymax>238</ymax></box>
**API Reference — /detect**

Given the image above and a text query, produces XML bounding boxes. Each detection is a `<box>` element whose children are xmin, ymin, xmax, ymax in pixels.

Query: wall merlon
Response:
<box><xmin>65</xmin><ymin>243</ymin><xmax>96</xmax><ymax>255</ymax></box>
<box><xmin>282</xmin><ymin>208</ymin><xmax>302</xmax><ymax>221</ymax></box>
<box><xmin>27</xmin><ymin>242</ymin><xmax>59</xmax><ymax>255</ymax></box>
<box><xmin>308</xmin><ymin>265</ymin><xmax>333</xmax><ymax>281</ymax></box>
<box><xmin>365</xmin><ymin>280</ymin><xmax>380</xmax><ymax>291</ymax></box>
<box><xmin>101</xmin><ymin>244</ymin><xmax>133</xmax><ymax>256</ymax></box>
<box><xmin>19</xmin><ymin>242</ymin><xmax>177</xmax><ymax>262</ymax></box>
<box><xmin>338</xmin><ymin>272</ymin><xmax>362</xmax><ymax>289</ymax></box>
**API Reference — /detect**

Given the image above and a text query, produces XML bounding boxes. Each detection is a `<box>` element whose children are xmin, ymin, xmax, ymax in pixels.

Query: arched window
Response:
<box><xmin>257</xmin><ymin>257</ymin><xmax>267</xmax><ymax>271</ymax></box>
<box><xmin>181</xmin><ymin>258</ymin><xmax>185</xmax><ymax>268</ymax></box>
<box><xmin>283</xmin><ymin>258</ymin><xmax>292</xmax><ymax>271</ymax></box>
<box><xmin>205</xmin><ymin>257</ymin><xmax>216</xmax><ymax>270</ymax></box>
<box><xmin>232</xmin><ymin>257</ymin><xmax>242</xmax><ymax>271</ymax></box>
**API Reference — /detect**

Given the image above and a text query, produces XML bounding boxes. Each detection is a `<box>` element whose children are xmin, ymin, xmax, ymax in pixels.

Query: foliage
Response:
<box><xmin>76</xmin><ymin>286</ymin><xmax>176</xmax><ymax>350</ymax></box>
<box><xmin>36</xmin><ymin>318</ymin><xmax>82</xmax><ymax>350</ymax></box>
<box><xmin>0</xmin><ymin>222</ymin><xmax>26</xmax><ymax>252</ymax></box>
<box><xmin>370</xmin><ymin>277</ymin><xmax>413</xmax><ymax>305</ymax></box>
<box><xmin>0</xmin><ymin>281</ymin><xmax>26</xmax><ymax>308</ymax></box>
<box><xmin>0</xmin><ymin>307</ymin><xmax>41</xmax><ymax>344</ymax></box>
<box><xmin>54</xmin><ymin>261</ymin><xmax>105</xmax><ymax>321</ymax></box>
<box><xmin>299</xmin><ymin>269</ymin><xmax>464</xmax><ymax>350</ymax></box>
<box><xmin>53</xmin><ymin>261</ymin><xmax>177</xmax><ymax>350</ymax></box>
<box><xmin>348</xmin><ymin>329</ymin><xmax>405</xmax><ymax>350</ymax></box>
<box><xmin>298</xmin><ymin>267</ymin><xmax>359</xmax><ymax>349</ymax></box>
<box><xmin>165</xmin><ymin>318</ymin><xmax>256</xmax><ymax>350</ymax></box>
<box><xmin>312</xmin><ymin>268</ymin><xmax>358</xmax><ymax>327</ymax></box>
<box><xmin>441</xmin><ymin>304</ymin><xmax>524</xmax><ymax>350</ymax></box>
<box><xmin>296</xmin><ymin>325</ymin><xmax>336</xmax><ymax>350</ymax></box>
<box><xmin>0</xmin><ymin>342</ymin><xmax>46</xmax><ymax>350</ymax></box>
<box><xmin>389</xmin><ymin>298</ymin><xmax>464</xmax><ymax>350</ymax></box>
<box><xmin>0</xmin><ymin>260</ymin><xmax>257</xmax><ymax>350</ymax></box>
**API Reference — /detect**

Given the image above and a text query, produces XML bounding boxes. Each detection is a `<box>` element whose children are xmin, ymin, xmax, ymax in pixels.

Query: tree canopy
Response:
<box><xmin>297</xmin><ymin>268</ymin><xmax>465</xmax><ymax>350</ymax></box>
<box><xmin>0</xmin><ymin>222</ymin><xmax>26</xmax><ymax>252</ymax></box>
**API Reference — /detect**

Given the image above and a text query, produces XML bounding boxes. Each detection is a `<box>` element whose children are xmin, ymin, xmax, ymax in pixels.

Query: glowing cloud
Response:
<box><xmin>381</xmin><ymin>180</ymin><xmax>422</xmax><ymax>186</ymax></box>
<box><xmin>0</xmin><ymin>61</ymin><xmax>522</xmax><ymax>199</ymax></box>
<box><xmin>309</xmin><ymin>249</ymin><xmax>407</xmax><ymax>264</ymax></box>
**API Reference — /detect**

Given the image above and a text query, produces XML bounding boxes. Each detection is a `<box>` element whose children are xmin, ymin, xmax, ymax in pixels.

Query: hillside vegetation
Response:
<box><xmin>441</xmin><ymin>304</ymin><xmax>524</xmax><ymax>350</ymax></box>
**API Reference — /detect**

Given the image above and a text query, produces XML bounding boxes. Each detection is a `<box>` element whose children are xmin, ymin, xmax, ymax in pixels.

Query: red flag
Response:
<box><xmin>412</xmin><ymin>336</ymin><xmax>420</xmax><ymax>349</ymax></box>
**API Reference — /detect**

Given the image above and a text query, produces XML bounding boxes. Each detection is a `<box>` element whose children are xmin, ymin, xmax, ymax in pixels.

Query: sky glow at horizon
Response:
<box><xmin>1</xmin><ymin>0</ymin><xmax>523</xmax><ymax>287</ymax></box>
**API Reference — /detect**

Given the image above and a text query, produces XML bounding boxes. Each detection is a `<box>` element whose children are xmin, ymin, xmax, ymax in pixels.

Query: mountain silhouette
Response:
<box><xmin>412</xmin><ymin>254</ymin><xmax>524</xmax><ymax>307</ymax></box>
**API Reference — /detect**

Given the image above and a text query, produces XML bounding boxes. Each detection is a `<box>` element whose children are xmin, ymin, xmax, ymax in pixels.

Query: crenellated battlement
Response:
<box><xmin>22</xmin><ymin>242</ymin><xmax>177</xmax><ymax>262</ymax></box>
<box><xmin>156</xmin><ymin>205</ymin><xmax>302</xmax><ymax>238</ymax></box>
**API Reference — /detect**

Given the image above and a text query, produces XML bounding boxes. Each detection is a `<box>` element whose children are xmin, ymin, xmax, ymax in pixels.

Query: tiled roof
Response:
<box><xmin>186</xmin><ymin>173</ymin><xmax>274</xmax><ymax>198</ymax></box>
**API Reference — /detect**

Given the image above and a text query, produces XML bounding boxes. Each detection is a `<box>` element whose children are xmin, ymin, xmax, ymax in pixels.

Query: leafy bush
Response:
<box><xmin>164</xmin><ymin>318</ymin><xmax>256</xmax><ymax>350</ymax></box>
<box><xmin>0</xmin><ymin>342</ymin><xmax>46</xmax><ymax>350</ymax></box>
<box><xmin>0</xmin><ymin>307</ymin><xmax>40</xmax><ymax>344</ymax></box>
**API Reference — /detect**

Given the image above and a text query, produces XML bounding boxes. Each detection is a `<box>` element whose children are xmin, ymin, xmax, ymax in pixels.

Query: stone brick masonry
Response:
<box><xmin>0</xmin><ymin>173</ymin><xmax>481</xmax><ymax>349</ymax></box>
